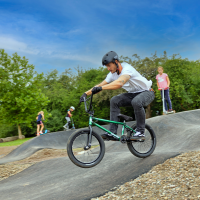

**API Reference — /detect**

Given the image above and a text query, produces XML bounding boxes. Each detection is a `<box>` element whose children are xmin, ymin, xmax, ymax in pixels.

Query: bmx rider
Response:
<box><xmin>80</xmin><ymin>51</ymin><xmax>155</xmax><ymax>141</ymax></box>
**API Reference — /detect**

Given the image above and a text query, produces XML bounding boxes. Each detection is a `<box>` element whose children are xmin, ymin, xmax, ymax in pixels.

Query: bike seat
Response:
<box><xmin>117</xmin><ymin>114</ymin><xmax>133</xmax><ymax>121</ymax></box>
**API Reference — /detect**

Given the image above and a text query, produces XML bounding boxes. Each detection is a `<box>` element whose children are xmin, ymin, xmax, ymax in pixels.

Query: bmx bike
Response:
<box><xmin>67</xmin><ymin>94</ymin><xmax>156</xmax><ymax>168</ymax></box>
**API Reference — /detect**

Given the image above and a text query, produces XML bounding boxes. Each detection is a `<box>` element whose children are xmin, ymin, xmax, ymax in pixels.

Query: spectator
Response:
<box><xmin>36</xmin><ymin>111</ymin><xmax>44</xmax><ymax>136</ymax></box>
<box><xmin>63</xmin><ymin>106</ymin><xmax>75</xmax><ymax>130</ymax></box>
<box><xmin>156</xmin><ymin>66</ymin><xmax>173</xmax><ymax>113</ymax></box>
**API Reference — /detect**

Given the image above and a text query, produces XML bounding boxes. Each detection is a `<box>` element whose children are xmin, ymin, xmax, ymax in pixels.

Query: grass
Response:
<box><xmin>0</xmin><ymin>137</ymin><xmax>34</xmax><ymax>147</ymax></box>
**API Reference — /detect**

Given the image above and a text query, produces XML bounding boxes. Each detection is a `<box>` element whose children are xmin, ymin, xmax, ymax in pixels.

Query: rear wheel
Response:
<box><xmin>67</xmin><ymin>129</ymin><xmax>105</xmax><ymax>168</ymax></box>
<box><xmin>127</xmin><ymin>123</ymin><xmax>156</xmax><ymax>158</ymax></box>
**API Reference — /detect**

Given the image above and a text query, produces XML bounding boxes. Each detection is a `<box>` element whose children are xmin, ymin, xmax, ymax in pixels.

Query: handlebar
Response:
<box><xmin>158</xmin><ymin>87</ymin><xmax>169</xmax><ymax>91</ymax></box>
<box><xmin>83</xmin><ymin>93</ymin><xmax>94</xmax><ymax>114</ymax></box>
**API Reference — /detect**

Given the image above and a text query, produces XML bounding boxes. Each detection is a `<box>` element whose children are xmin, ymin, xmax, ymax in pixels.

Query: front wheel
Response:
<box><xmin>127</xmin><ymin>123</ymin><xmax>156</xmax><ymax>158</ymax></box>
<box><xmin>67</xmin><ymin>129</ymin><xmax>105</xmax><ymax>168</ymax></box>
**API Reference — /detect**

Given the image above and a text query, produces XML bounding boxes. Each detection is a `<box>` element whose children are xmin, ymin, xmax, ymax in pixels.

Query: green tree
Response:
<box><xmin>121</xmin><ymin>52</ymin><xmax>173</xmax><ymax>116</ymax></box>
<box><xmin>42</xmin><ymin>69</ymin><xmax>73</xmax><ymax>112</ymax></box>
<box><xmin>0</xmin><ymin>49</ymin><xmax>49</xmax><ymax>138</ymax></box>
<box><xmin>45</xmin><ymin>109</ymin><xmax>64</xmax><ymax>132</ymax></box>
<box><xmin>159</xmin><ymin>55</ymin><xmax>200</xmax><ymax>112</ymax></box>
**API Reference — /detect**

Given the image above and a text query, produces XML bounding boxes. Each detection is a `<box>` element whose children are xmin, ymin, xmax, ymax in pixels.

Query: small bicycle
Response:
<box><xmin>67</xmin><ymin>94</ymin><xmax>156</xmax><ymax>168</ymax></box>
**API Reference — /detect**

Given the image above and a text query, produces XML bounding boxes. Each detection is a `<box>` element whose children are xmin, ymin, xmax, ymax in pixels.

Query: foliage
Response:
<box><xmin>1</xmin><ymin>49</ymin><xmax>200</xmax><ymax>137</ymax></box>
<box><xmin>45</xmin><ymin>109</ymin><xmax>64</xmax><ymax>132</ymax></box>
<box><xmin>0</xmin><ymin>49</ymin><xmax>49</xmax><ymax>137</ymax></box>
<box><xmin>120</xmin><ymin>52</ymin><xmax>200</xmax><ymax>115</ymax></box>
<box><xmin>0</xmin><ymin>124</ymin><xmax>18</xmax><ymax>138</ymax></box>
<box><xmin>160</xmin><ymin>56</ymin><xmax>200</xmax><ymax>111</ymax></box>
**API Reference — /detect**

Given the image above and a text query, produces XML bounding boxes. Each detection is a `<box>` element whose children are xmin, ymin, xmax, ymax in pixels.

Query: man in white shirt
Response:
<box><xmin>80</xmin><ymin>51</ymin><xmax>155</xmax><ymax>141</ymax></box>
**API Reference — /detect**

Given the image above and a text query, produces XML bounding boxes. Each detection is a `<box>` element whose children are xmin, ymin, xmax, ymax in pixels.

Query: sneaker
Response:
<box><xmin>135</xmin><ymin>132</ymin><xmax>145</xmax><ymax>136</ymax></box>
<box><xmin>168</xmin><ymin>109</ymin><xmax>174</xmax><ymax>113</ymax></box>
<box><xmin>130</xmin><ymin>132</ymin><xmax>145</xmax><ymax>140</ymax></box>
<box><xmin>37</xmin><ymin>133</ymin><xmax>40</xmax><ymax>136</ymax></box>
<box><xmin>63</xmin><ymin>126</ymin><xmax>69</xmax><ymax>130</ymax></box>
<box><xmin>101</xmin><ymin>133</ymin><xmax>118</xmax><ymax>141</ymax></box>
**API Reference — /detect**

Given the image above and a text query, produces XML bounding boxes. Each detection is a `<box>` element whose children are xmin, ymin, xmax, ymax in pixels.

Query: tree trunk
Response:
<box><xmin>17</xmin><ymin>124</ymin><xmax>24</xmax><ymax>139</ymax></box>
<box><xmin>145</xmin><ymin>104</ymin><xmax>151</xmax><ymax>119</ymax></box>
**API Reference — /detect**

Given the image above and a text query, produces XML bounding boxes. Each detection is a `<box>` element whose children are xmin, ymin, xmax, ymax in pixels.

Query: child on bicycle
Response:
<box><xmin>63</xmin><ymin>106</ymin><xmax>75</xmax><ymax>130</ymax></box>
<box><xmin>156</xmin><ymin>66</ymin><xmax>173</xmax><ymax>113</ymax></box>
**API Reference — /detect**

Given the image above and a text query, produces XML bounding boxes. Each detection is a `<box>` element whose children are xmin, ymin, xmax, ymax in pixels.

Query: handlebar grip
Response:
<box><xmin>83</xmin><ymin>97</ymin><xmax>87</xmax><ymax>112</ymax></box>
<box><xmin>158</xmin><ymin>87</ymin><xmax>169</xmax><ymax>91</ymax></box>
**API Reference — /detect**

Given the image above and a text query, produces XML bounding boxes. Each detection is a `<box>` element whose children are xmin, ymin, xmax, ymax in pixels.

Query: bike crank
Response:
<box><xmin>120</xmin><ymin>135</ymin><xmax>128</xmax><ymax>143</ymax></box>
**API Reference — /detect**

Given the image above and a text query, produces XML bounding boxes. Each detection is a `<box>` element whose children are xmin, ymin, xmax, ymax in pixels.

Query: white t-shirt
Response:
<box><xmin>105</xmin><ymin>62</ymin><xmax>152</xmax><ymax>93</ymax></box>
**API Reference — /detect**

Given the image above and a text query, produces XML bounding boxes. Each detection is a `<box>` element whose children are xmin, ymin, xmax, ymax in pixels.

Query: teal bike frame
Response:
<box><xmin>83</xmin><ymin>94</ymin><xmax>136</xmax><ymax>149</ymax></box>
<box><xmin>89</xmin><ymin>116</ymin><xmax>136</xmax><ymax>141</ymax></box>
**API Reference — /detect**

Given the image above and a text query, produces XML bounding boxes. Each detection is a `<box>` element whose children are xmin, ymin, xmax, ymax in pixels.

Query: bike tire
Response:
<box><xmin>127</xmin><ymin>123</ymin><xmax>156</xmax><ymax>158</ymax></box>
<box><xmin>67</xmin><ymin>129</ymin><xmax>105</xmax><ymax>168</ymax></box>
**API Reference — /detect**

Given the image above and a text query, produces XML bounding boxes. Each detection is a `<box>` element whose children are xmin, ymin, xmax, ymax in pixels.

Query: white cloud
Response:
<box><xmin>0</xmin><ymin>36</ymin><xmax>26</xmax><ymax>51</ymax></box>
<box><xmin>0</xmin><ymin>35</ymin><xmax>100</xmax><ymax>66</ymax></box>
<box><xmin>52</xmin><ymin>53</ymin><xmax>100</xmax><ymax>65</ymax></box>
<box><xmin>0</xmin><ymin>36</ymin><xmax>40</xmax><ymax>55</ymax></box>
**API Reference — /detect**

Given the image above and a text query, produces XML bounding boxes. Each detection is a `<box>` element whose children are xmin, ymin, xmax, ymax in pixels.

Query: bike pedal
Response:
<box><xmin>130</xmin><ymin>136</ymin><xmax>145</xmax><ymax>141</ymax></box>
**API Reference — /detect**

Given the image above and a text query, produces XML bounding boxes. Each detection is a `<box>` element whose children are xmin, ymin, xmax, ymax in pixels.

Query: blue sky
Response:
<box><xmin>0</xmin><ymin>0</ymin><xmax>200</xmax><ymax>74</ymax></box>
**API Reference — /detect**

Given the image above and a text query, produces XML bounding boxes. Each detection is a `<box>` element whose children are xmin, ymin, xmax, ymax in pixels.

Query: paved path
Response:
<box><xmin>0</xmin><ymin>109</ymin><xmax>200</xmax><ymax>200</ymax></box>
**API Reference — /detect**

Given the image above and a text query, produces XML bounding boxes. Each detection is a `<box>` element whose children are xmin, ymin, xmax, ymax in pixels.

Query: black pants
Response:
<box><xmin>109</xmin><ymin>90</ymin><xmax>155</xmax><ymax>134</ymax></box>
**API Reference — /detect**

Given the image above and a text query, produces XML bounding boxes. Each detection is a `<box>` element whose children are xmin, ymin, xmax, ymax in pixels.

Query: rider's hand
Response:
<box><xmin>80</xmin><ymin>93</ymin><xmax>87</xmax><ymax>103</ymax></box>
<box><xmin>92</xmin><ymin>87</ymin><xmax>102</xmax><ymax>95</ymax></box>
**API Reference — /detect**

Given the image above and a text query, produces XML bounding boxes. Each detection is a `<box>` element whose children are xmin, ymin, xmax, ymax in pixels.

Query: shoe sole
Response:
<box><xmin>129</xmin><ymin>136</ymin><xmax>145</xmax><ymax>141</ymax></box>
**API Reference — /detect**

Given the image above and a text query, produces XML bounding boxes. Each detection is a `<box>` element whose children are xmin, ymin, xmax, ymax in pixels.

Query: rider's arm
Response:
<box><xmin>102</xmin><ymin>75</ymin><xmax>130</xmax><ymax>90</ymax></box>
<box><xmin>166</xmin><ymin>76</ymin><xmax>170</xmax><ymax>87</ymax></box>
<box><xmin>85</xmin><ymin>80</ymin><xmax>108</xmax><ymax>95</ymax></box>
<box><xmin>42</xmin><ymin>114</ymin><xmax>44</xmax><ymax>120</ymax></box>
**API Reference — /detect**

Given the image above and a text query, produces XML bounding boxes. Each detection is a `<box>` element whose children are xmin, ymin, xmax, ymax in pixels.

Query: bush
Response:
<box><xmin>0</xmin><ymin>124</ymin><xmax>18</xmax><ymax>138</ymax></box>
<box><xmin>45</xmin><ymin>109</ymin><xmax>64</xmax><ymax>132</ymax></box>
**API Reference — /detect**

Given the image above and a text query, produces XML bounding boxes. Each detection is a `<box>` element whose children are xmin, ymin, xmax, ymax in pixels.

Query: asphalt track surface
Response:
<box><xmin>1</xmin><ymin>109</ymin><xmax>200</xmax><ymax>200</ymax></box>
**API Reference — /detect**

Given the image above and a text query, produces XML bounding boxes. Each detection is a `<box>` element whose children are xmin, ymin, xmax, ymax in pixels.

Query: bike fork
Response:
<box><xmin>84</xmin><ymin>125</ymin><xmax>92</xmax><ymax>150</ymax></box>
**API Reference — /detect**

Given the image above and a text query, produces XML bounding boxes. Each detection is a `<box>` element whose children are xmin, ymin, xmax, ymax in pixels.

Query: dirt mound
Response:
<box><xmin>0</xmin><ymin>147</ymin><xmax>67</xmax><ymax>181</ymax></box>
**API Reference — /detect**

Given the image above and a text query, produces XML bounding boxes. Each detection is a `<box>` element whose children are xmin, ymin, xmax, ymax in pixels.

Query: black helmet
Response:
<box><xmin>102</xmin><ymin>51</ymin><xmax>119</xmax><ymax>66</ymax></box>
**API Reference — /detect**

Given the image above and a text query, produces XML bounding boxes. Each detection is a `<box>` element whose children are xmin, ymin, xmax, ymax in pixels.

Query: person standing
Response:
<box><xmin>63</xmin><ymin>106</ymin><xmax>75</xmax><ymax>130</ymax></box>
<box><xmin>36</xmin><ymin>111</ymin><xmax>44</xmax><ymax>136</ymax></box>
<box><xmin>156</xmin><ymin>66</ymin><xmax>173</xmax><ymax>113</ymax></box>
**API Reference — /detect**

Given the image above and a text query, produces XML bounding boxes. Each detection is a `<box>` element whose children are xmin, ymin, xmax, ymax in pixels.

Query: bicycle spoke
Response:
<box><xmin>132</xmin><ymin>129</ymin><xmax>152</xmax><ymax>153</ymax></box>
<box><xmin>71</xmin><ymin>132</ymin><xmax>101</xmax><ymax>164</ymax></box>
